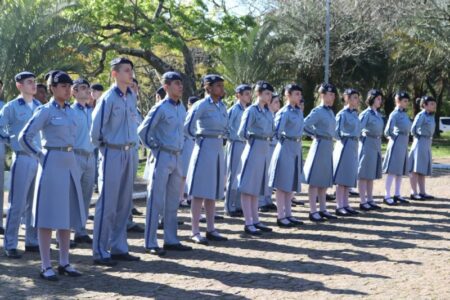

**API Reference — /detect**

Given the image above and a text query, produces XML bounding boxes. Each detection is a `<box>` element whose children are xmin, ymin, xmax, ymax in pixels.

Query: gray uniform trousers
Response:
<box><xmin>144</xmin><ymin>149</ymin><xmax>181</xmax><ymax>248</ymax></box>
<box><xmin>126</xmin><ymin>148</ymin><xmax>139</xmax><ymax>229</ymax></box>
<box><xmin>92</xmin><ymin>147</ymin><xmax>134</xmax><ymax>259</ymax></box>
<box><xmin>74</xmin><ymin>152</ymin><xmax>96</xmax><ymax>237</ymax></box>
<box><xmin>3</xmin><ymin>153</ymin><xmax>38</xmax><ymax>249</ymax></box>
<box><xmin>224</xmin><ymin>140</ymin><xmax>245</xmax><ymax>213</ymax></box>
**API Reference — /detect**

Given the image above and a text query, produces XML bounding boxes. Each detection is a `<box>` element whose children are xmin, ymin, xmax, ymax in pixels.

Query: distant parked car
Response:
<box><xmin>439</xmin><ymin>117</ymin><xmax>450</xmax><ymax>133</ymax></box>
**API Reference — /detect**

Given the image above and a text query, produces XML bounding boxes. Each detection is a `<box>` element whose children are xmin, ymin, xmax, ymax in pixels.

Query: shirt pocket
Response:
<box><xmin>50</xmin><ymin>117</ymin><xmax>66</xmax><ymax>126</ymax></box>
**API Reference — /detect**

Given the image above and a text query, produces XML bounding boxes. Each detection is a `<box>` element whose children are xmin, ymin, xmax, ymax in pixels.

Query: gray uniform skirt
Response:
<box><xmin>269</xmin><ymin>139</ymin><xmax>302</xmax><ymax>192</ymax></box>
<box><xmin>408</xmin><ymin>137</ymin><xmax>432</xmax><ymax>176</ymax></box>
<box><xmin>302</xmin><ymin>138</ymin><xmax>333</xmax><ymax>188</ymax></box>
<box><xmin>181</xmin><ymin>137</ymin><xmax>195</xmax><ymax>177</ymax></box>
<box><xmin>187</xmin><ymin>137</ymin><xmax>225</xmax><ymax>200</ymax></box>
<box><xmin>358</xmin><ymin>136</ymin><xmax>382</xmax><ymax>180</ymax></box>
<box><xmin>333</xmin><ymin>138</ymin><xmax>358</xmax><ymax>187</ymax></box>
<box><xmin>32</xmin><ymin>150</ymin><xmax>85</xmax><ymax>230</ymax></box>
<box><xmin>237</xmin><ymin>138</ymin><xmax>271</xmax><ymax>197</ymax></box>
<box><xmin>382</xmin><ymin>135</ymin><xmax>409</xmax><ymax>176</ymax></box>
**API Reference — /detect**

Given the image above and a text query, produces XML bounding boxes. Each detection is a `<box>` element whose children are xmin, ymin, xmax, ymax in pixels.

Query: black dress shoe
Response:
<box><xmin>267</xmin><ymin>203</ymin><xmax>277</xmax><ymax>211</ymax></box>
<box><xmin>244</xmin><ymin>225</ymin><xmax>261</xmax><ymax>235</ymax></box>
<box><xmin>206</xmin><ymin>230</ymin><xmax>228</xmax><ymax>241</ymax></box>
<box><xmin>0</xmin><ymin>227</ymin><xmax>4</xmax><ymax>235</ymax></box>
<box><xmin>74</xmin><ymin>235</ymin><xmax>93</xmax><ymax>244</ymax></box>
<box><xmin>88</xmin><ymin>214</ymin><xmax>95</xmax><ymax>221</ymax></box>
<box><xmin>58</xmin><ymin>264</ymin><xmax>82</xmax><ymax>277</ymax></box>
<box><xmin>127</xmin><ymin>224</ymin><xmax>145</xmax><ymax>233</ymax></box>
<box><xmin>309</xmin><ymin>212</ymin><xmax>325</xmax><ymax>223</ymax></box>
<box><xmin>292</xmin><ymin>199</ymin><xmax>305</xmax><ymax>205</ymax></box>
<box><xmin>326</xmin><ymin>194</ymin><xmax>336</xmax><ymax>201</ymax></box>
<box><xmin>410</xmin><ymin>194</ymin><xmax>423</xmax><ymax>200</ymax></box>
<box><xmin>254</xmin><ymin>222</ymin><xmax>273</xmax><ymax>232</ymax></box>
<box><xmin>319</xmin><ymin>211</ymin><xmax>338</xmax><ymax>220</ymax></box>
<box><xmin>227</xmin><ymin>211</ymin><xmax>243</xmax><ymax>217</ymax></box>
<box><xmin>277</xmin><ymin>218</ymin><xmax>295</xmax><ymax>228</ymax></box>
<box><xmin>5</xmin><ymin>249</ymin><xmax>22</xmax><ymax>259</ymax></box>
<box><xmin>349</xmin><ymin>190</ymin><xmax>359</xmax><ymax>197</ymax></box>
<box><xmin>131</xmin><ymin>207</ymin><xmax>143</xmax><ymax>216</ymax></box>
<box><xmin>335</xmin><ymin>208</ymin><xmax>350</xmax><ymax>216</ymax></box>
<box><xmin>359</xmin><ymin>203</ymin><xmax>373</xmax><ymax>211</ymax></box>
<box><xmin>163</xmin><ymin>243</ymin><xmax>193</xmax><ymax>251</ymax></box>
<box><xmin>93</xmin><ymin>258</ymin><xmax>117</xmax><ymax>266</ymax></box>
<box><xmin>383</xmin><ymin>197</ymin><xmax>397</xmax><ymax>206</ymax></box>
<box><xmin>146</xmin><ymin>247</ymin><xmax>166</xmax><ymax>256</ymax></box>
<box><xmin>199</xmin><ymin>216</ymin><xmax>206</xmax><ymax>223</ymax></box>
<box><xmin>368</xmin><ymin>202</ymin><xmax>382</xmax><ymax>210</ymax></box>
<box><xmin>286</xmin><ymin>216</ymin><xmax>304</xmax><ymax>225</ymax></box>
<box><xmin>344</xmin><ymin>206</ymin><xmax>359</xmax><ymax>215</ymax></box>
<box><xmin>190</xmin><ymin>234</ymin><xmax>209</xmax><ymax>245</ymax></box>
<box><xmin>25</xmin><ymin>245</ymin><xmax>40</xmax><ymax>252</ymax></box>
<box><xmin>258</xmin><ymin>206</ymin><xmax>270</xmax><ymax>212</ymax></box>
<box><xmin>111</xmin><ymin>253</ymin><xmax>140</xmax><ymax>261</ymax></box>
<box><xmin>419</xmin><ymin>193</ymin><xmax>434</xmax><ymax>200</ymax></box>
<box><xmin>214</xmin><ymin>215</ymin><xmax>224</xmax><ymax>220</ymax></box>
<box><xmin>394</xmin><ymin>195</ymin><xmax>410</xmax><ymax>204</ymax></box>
<box><xmin>40</xmin><ymin>267</ymin><xmax>58</xmax><ymax>281</ymax></box>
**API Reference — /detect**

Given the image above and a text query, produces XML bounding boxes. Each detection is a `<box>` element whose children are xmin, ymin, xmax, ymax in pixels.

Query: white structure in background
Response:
<box><xmin>439</xmin><ymin>117</ymin><xmax>450</xmax><ymax>132</ymax></box>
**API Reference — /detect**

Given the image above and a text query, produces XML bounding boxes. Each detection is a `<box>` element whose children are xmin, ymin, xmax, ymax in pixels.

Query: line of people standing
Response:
<box><xmin>0</xmin><ymin>57</ymin><xmax>438</xmax><ymax>281</ymax></box>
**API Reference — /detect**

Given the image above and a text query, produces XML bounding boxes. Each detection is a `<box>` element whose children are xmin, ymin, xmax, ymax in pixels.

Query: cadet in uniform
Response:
<box><xmin>409</xmin><ymin>96</ymin><xmax>436</xmax><ymax>200</ymax></box>
<box><xmin>224</xmin><ymin>84</ymin><xmax>252</xmax><ymax>217</ymax></box>
<box><xmin>0</xmin><ymin>80</ymin><xmax>3</xmax><ymax>236</ymax></box>
<box><xmin>237</xmin><ymin>81</ymin><xmax>274</xmax><ymax>235</ymax></box>
<box><xmin>269</xmin><ymin>83</ymin><xmax>304</xmax><ymax>227</ymax></box>
<box><xmin>179</xmin><ymin>96</ymin><xmax>200</xmax><ymax>207</ymax></box>
<box><xmin>303</xmin><ymin>83</ymin><xmax>338</xmax><ymax>222</ymax></box>
<box><xmin>1</xmin><ymin>72</ymin><xmax>41</xmax><ymax>258</ymax></box>
<box><xmin>138</xmin><ymin>71</ymin><xmax>192</xmax><ymax>256</ymax></box>
<box><xmin>258</xmin><ymin>93</ymin><xmax>280</xmax><ymax>212</ymax></box>
<box><xmin>91</xmin><ymin>57</ymin><xmax>140</xmax><ymax>265</ymax></box>
<box><xmin>71</xmin><ymin>78</ymin><xmax>95</xmax><ymax>244</ymax></box>
<box><xmin>185</xmin><ymin>74</ymin><xmax>228</xmax><ymax>244</ymax></box>
<box><xmin>333</xmin><ymin>89</ymin><xmax>361</xmax><ymax>216</ymax></box>
<box><xmin>358</xmin><ymin>89</ymin><xmax>384</xmax><ymax>210</ymax></box>
<box><xmin>382</xmin><ymin>91</ymin><xmax>412</xmax><ymax>205</ymax></box>
<box><xmin>19</xmin><ymin>71</ymin><xmax>84</xmax><ymax>280</ymax></box>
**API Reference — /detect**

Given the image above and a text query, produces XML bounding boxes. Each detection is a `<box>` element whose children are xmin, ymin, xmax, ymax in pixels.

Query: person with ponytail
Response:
<box><xmin>357</xmin><ymin>89</ymin><xmax>384</xmax><ymax>210</ymax></box>
<box><xmin>382</xmin><ymin>91</ymin><xmax>412</xmax><ymax>205</ymax></box>
<box><xmin>409</xmin><ymin>96</ymin><xmax>436</xmax><ymax>200</ymax></box>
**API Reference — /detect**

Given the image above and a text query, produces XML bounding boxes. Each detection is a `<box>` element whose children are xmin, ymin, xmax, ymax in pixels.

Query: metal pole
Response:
<box><xmin>324</xmin><ymin>0</ymin><xmax>330</xmax><ymax>83</ymax></box>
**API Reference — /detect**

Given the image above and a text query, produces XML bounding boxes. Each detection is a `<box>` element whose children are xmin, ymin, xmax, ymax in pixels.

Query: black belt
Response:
<box><xmin>15</xmin><ymin>150</ymin><xmax>32</xmax><ymax>156</ymax></box>
<box><xmin>44</xmin><ymin>146</ymin><xmax>74</xmax><ymax>152</ymax></box>
<box><xmin>282</xmin><ymin>136</ymin><xmax>302</xmax><ymax>142</ymax></box>
<box><xmin>363</xmin><ymin>134</ymin><xmax>381</xmax><ymax>139</ymax></box>
<box><xmin>158</xmin><ymin>146</ymin><xmax>181</xmax><ymax>155</ymax></box>
<box><xmin>104</xmin><ymin>143</ymin><xmax>135</xmax><ymax>150</ymax></box>
<box><xmin>341</xmin><ymin>136</ymin><xmax>359</xmax><ymax>141</ymax></box>
<box><xmin>197</xmin><ymin>134</ymin><xmax>225</xmax><ymax>139</ymax></box>
<box><xmin>250</xmin><ymin>135</ymin><xmax>272</xmax><ymax>141</ymax></box>
<box><xmin>74</xmin><ymin>149</ymin><xmax>94</xmax><ymax>157</ymax></box>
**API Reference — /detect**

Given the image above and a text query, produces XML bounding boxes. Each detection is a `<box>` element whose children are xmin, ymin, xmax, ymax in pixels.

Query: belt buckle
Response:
<box><xmin>67</xmin><ymin>146</ymin><xmax>73</xmax><ymax>152</ymax></box>
<box><xmin>266</xmin><ymin>137</ymin><xmax>270</xmax><ymax>141</ymax></box>
<box><xmin>124</xmin><ymin>145</ymin><xmax>130</xmax><ymax>151</ymax></box>
<box><xmin>218</xmin><ymin>135</ymin><xmax>223</xmax><ymax>139</ymax></box>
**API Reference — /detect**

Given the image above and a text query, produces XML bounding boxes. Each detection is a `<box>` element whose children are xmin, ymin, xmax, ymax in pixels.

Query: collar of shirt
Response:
<box><xmin>255</xmin><ymin>104</ymin><xmax>268</xmax><ymax>113</ymax></box>
<box><xmin>208</xmin><ymin>96</ymin><xmax>222</xmax><ymax>105</ymax></box>
<box><xmin>237</xmin><ymin>102</ymin><xmax>245</xmax><ymax>111</ymax></box>
<box><xmin>76</xmin><ymin>102</ymin><xmax>91</xmax><ymax>110</ymax></box>
<box><xmin>17</xmin><ymin>97</ymin><xmax>40</xmax><ymax>107</ymax></box>
<box><xmin>165</xmin><ymin>97</ymin><xmax>181</xmax><ymax>106</ymax></box>
<box><xmin>345</xmin><ymin>107</ymin><xmax>358</xmax><ymax>113</ymax></box>
<box><xmin>424</xmin><ymin>110</ymin><xmax>434</xmax><ymax>116</ymax></box>
<box><xmin>51</xmin><ymin>99</ymin><xmax>70</xmax><ymax>109</ymax></box>
<box><xmin>321</xmin><ymin>104</ymin><xmax>332</xmax><ymax>110</ymax></box>
<box><xmin>395</xmin><ymin>107</ymin><xmax>406</xmax><ymax>112</ymax></box>
<box><xmin>113</xmin><ymin>85</ymin><xmax>133</xmax><ymax>98</ymax></box>
<box><xmin>288</xmin><ymin>104</ymin><xmax>300</xmax><ymax>111</ymax></box>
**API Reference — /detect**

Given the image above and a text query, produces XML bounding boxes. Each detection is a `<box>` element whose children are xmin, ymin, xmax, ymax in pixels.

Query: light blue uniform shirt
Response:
<box><xmin>138</xmin><ymin>98</ymin><xmax>186</xmax><ymax>152</ymax></box>
<box><xmin>228</xmin><ymin>102</ymin><xmax>246</xmax><ymax>142</ymax></box>
<box><xmin>359</xmin><ymin>107</ymin><xmax>384</xmax><ymax>138</ymax></box>
<box><xmin>335</xmin><ymin>107</ymin><xmax>361</xmax><ymax>139</ymax></box>
<box><xmin>19</xmin><ymin>99</ymin><xmax>77</xmax><ymax>157</ymax></box>
<box><xmin>71</xmin><ymin>102</ymin><xmax>95</xmax><ymax>153</ymax></box>
<box><xmin>238</xmin><ymin>103</ymin><xmax>274</xmax><ymax>140</ymax></box>
<box><xmin>0</xmin><ymin>97</ymin><xmax>42</xmax><ymax>151</ymax></box>
<box><xmin>90</xmin><ymin>86</ymin><xmax>139</xmax><ymax>147</ymax></box>
<box><xmin>184</xmin><ymin>96</ymin><xmax>228</xmax><ymax>138</ymax></box>
<box><xmin>411</xmin><ymin>110</ymin><xmax>435</xmax><ymax>138</ymax></box>
<box><xmin>274</xmin><ymin>104</ymin><xmax>304</xmax><ymax>139</ymax></box>
<box><xmin>384</xmin><ymin>107</ymin><xmax>412</xmax><ymax>138</ymax></box>
<box><xmin>303</xmin><ymin>105</ymin><xmax>336</xmax><ymax>139</ymax></box>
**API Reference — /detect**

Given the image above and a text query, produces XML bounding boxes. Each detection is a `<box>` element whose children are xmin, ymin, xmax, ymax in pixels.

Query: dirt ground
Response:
<box><xmin>1</xmin><ymin>170</ymin><xmax>449</xmax><ymax>300</ymax></box>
